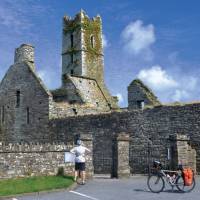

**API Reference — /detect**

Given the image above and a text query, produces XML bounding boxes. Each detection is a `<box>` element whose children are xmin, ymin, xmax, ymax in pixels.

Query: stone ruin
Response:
<box><xmin>0</xmin><ymin>10</ymin><xmax>199</xmax><ymax>178</ymax></box>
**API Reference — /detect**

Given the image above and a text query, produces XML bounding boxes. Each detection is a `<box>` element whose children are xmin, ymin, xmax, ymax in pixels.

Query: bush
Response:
<box><xmin>56</xmin><ymin>167</ymin><xmax>65</xmax><ymax>177</ymax></box>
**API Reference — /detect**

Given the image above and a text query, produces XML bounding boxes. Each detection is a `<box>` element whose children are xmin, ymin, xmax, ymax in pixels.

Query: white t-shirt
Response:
<box><xmin>70</xmin><ymin>145</ymin><xmax>90</xmax><ymax>163</ymax></box>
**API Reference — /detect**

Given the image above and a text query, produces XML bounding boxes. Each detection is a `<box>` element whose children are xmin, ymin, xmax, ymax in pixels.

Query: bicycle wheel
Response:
<box><xmin>147</xmin><ymin>174</ymin><xmax>165</xmax><ymax>193</ymax></box>
<box><xmin>176</xmin><ymin>175</ymin><xmax>196</xmax><ymax>192</ymax></box>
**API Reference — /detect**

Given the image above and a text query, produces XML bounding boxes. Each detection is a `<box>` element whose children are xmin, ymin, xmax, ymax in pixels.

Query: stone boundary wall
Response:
<box><xmin>50</xmin><ymin>103</ymin><xmax>200</xmax><ymax>174</ymax></box>
<box><xmin>0</xmin><ymin>141</ymin><xmax>93</xmax><ymax>179</ymax></box>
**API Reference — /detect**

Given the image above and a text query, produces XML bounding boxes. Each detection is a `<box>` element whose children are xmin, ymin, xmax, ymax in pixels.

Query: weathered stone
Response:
<box><xmin>0</xmin><ymin>11</ymin><xmax>199</xmax><ymax>180</ymax></box>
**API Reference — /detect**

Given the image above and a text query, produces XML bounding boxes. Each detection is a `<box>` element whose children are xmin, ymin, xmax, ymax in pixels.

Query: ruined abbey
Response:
<box><xmin>0</xmin><ymin>11</ymin><xmax>199</xmax><ymax>178</ymax></box>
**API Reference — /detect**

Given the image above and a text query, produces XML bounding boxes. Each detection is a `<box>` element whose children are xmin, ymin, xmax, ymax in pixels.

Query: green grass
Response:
<box><xmin>0</xmin><ymin>175</ymin><xmax>74</xmax><ymax>196</ymax></box>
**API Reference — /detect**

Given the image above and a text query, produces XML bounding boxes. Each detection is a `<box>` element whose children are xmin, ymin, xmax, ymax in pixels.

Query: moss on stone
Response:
<box><xmin>82</xmin><ymin>16</ymin><xmax>102</xmax><ymax>63</ymax></box>
<box><xmin>131</xmin><ymin>79</ymin><xmax>160</xmax><ymax>106</ymax></box>
<box><xmin>51</xmin><ymin>88</ymin><xmax>68</xmax><ymax>97</ymax></box>
<box><xmin>63</xmin><ymin>20</ymin><xmax>81</xmax><ymax>33</ymax></box>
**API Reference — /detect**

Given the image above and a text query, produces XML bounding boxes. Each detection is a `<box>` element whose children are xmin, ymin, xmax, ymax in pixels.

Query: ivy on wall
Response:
<box><xmin>63</xmin><ymin>14</ymin><xmax>102</xmax><ymax>62</ymax></box>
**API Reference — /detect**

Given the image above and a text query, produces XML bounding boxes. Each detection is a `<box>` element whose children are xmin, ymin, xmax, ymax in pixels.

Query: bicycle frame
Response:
<box><xmin>148</xmin><ymin>164</ymin><xmax>196</xmax><ymax>193</ymax></box>
<box><xmin>159</xmin><ymin>169</ymin><xmax>180</xmax><ymax>187</ymax></box>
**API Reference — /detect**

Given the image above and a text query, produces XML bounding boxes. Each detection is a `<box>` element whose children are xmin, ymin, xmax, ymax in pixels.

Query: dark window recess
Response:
<box><xmin>137</xmin><ymin>100</ymin><xmax>144</xmax><ymax>109</ymax></box>
<box><xmin>26</xmin><ymin>107</ymin><xmax>30</xmax><ymax>124</ymax></box>
<box><xmin>69</xmin><ymin>100</ymin><xmax>76</xmax><ymax>104</ymax></box>
<box><xmin>90</xmin><ymin>35</ymin><xmax>94</xmax><ymax>48</ymax></box>
<box><xmin>96</xmin><ymin>102</ymin><xmax>99</xmax><ymax>106</ymax></box>
<box><xmin>2</xmin><ymin>106</ymin><xmax>5</xmax><ymax>123</ymax></box>
<box><xmin>74</xmin><ymin>134</ymin><xmax>80</xmax><ymax>145</ymax></box>
<box><xmin>72</xmin><ymin>108</ymin><xmax>78</xmax><ymax>115</ymax></box>
<box><xmin>16</xmin><ymin>90</ymin><xmax>20</xmax><ymax>107</ymax></box>
<box><xmin>71</xmin><ymin>69</ymin><xmax>74</xmax><ymax>75</ymax></box>
<box><xmin>71</xmin><ymin>54</ymin><xmax>74</xmax><ymax>63</ymax></box>
<box><xmin>70</xmin><ymin>34</ymin><xmax>74</xmax><ymax>48</ymax></box>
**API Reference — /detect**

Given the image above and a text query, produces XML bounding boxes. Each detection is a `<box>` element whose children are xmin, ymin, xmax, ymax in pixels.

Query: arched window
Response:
<box><xmin>90</xmin><ymin>35</ymin><xmax>94</xmax><ymax>48</ymax></box>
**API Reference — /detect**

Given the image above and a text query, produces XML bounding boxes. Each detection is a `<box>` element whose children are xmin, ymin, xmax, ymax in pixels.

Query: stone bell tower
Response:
<box><xmin>62</xmin><ymin>10</ymin><xmax>104</xmax><ymax>85</ymax></box>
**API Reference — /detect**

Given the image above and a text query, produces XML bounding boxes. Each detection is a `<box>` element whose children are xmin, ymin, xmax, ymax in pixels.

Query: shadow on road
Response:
<box><xmin>133</xmin><ymin>188</ymin><xmax>184</xmax><ymax>193</ymax></box>
<box><xmin>133</xmin><ymin>189</ymin><xmax>151</xmax><ymax>193</ymax></box>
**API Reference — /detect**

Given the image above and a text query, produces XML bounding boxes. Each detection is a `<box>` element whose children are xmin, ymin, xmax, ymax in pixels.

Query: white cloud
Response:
<box><xmin>137</xmin><ymin>65</ymin><xmax>178</xmax><ymax>91</ymax></box>
<box><xmin>172</xmin><ymin>89</ymin><xmax>189</xmax><ymax>102</ymax></box>
<box><xmin>102</xmin><ymin>34</ymin><xmax>109</xmax><ymax>48</ymax></box>
<box><xmin>122</xmin><ymin>20</ymin><xmax>155</xmax><ymax>55</ymax></box>
<box><xmin>136</xmin><ymin>65</ymin><xmax>199</xmax><ymax>103</ymax></box>
<box><xmin>116</xmin><ymin>93</ymin><xmax>124</xmax><ymax>104</ymax></box>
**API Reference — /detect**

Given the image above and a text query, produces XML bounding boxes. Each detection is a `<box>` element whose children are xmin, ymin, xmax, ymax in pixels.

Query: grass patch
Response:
<box><xmin>0</xmin><ymin>175</ymin><xmax>74</xmax><ymax>196</ymax></box>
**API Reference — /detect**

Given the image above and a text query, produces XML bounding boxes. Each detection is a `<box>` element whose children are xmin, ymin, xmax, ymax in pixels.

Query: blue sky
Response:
<box><xmin>0</xmin><ymin>0</ymin><xmax>200</xmax><ymax>107</ymax></box>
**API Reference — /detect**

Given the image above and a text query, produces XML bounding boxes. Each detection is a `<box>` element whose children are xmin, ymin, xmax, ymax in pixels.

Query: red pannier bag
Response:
<box><xmin>182</xmin><ymin>168</ymin><xmax>193</xmax><ymax>186</ymax></box>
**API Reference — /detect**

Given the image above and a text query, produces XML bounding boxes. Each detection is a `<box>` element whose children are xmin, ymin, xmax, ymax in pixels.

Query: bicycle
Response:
<box><xmin>147</xmin><ymin>161</ymin><xmax>196</xmax><ymax>193</ymax></box>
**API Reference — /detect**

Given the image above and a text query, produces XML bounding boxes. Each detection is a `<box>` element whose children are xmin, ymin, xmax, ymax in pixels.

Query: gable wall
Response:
<box><xmin>0</xmin><ymin>63</ymin><xmax>50</xmax><ymax>142</ymax></box>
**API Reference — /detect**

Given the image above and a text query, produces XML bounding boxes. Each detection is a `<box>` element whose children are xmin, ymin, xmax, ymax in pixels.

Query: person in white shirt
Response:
<box><xmin>70</xmin><ymin>139</ymin><xmax>90</xmax><ymax>184</ymax></box>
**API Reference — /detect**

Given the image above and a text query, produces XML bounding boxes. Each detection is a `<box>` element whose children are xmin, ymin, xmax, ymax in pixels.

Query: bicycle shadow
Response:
<box><xmin>133</xmin><ymin>188</ymin><xmax>151</xmax><ymax>193</ymax></box>
<box><xmin>133</xmin><ymin>188</ymin><xmax>184</xmax><ymax>194</ymax></box>
<box><xmin>163</xmin><ymin>189</ymin><xmax>184</xmax><ymax>193</ymax></box>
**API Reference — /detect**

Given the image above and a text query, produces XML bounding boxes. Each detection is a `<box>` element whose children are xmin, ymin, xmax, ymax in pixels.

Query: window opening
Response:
<box><xmin>90</xmin><ymin>35</ymin><xmax>94</xmax><ymax>48</ymax></box>
<box><xmin>71</xmin><ymin>54</ymin><xmax>74</xmax><ymax>63</ymax></box>
<box><xmin>70</xmin><ymin>34</ymin><xmax>74</xmax><ymax>48</ymax></box>
<box><xmin>137</xmin><ymin>100</ymin><xmax>144</xmax><ymax>109</ymax></box>
<box><xmin>16</xmin><ymin>90</ymin><xmax>20</xmax><ymax>107</ymax></box>
<box><xmin>26</xmin><ymin>107</ymin><xmax>30</xmax><ymax>124</ymax></box>
<box><xmin>2</xmin><ymin>106</ymin><xmax>5</xmax><ymax>123</ymax></box>
<box><xmin>72</xmin><ymin>108</ymin><xmax>78</xmax><ymax>115</ymax></box>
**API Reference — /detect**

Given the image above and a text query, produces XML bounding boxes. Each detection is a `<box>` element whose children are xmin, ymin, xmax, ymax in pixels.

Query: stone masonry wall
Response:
<box><xmin>50</xmin><ymin>103</ymin><xmax>200</xmax><ymax>174</ymax></box>
<box><xmin>0</xmin><ymin>62</ymin><xmax>50</xmax><ymax>142</ymax></box>
<box><xmin>0</xmin><ymin>143</ymin><xmax>73</xmax><ymax>179</ymax></box>
<box><xmin>128</xmin><ymin>79</ymin><xmax>160</xmax><ymax>109</ymax></box>
<box><xmin>0</xmin><ymin>140</ymin><xmax>93</xmax><ymax>179</ymax></box>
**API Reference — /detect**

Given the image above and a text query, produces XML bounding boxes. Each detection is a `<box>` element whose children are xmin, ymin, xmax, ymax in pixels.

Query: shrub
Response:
<box><xmin>57</xmin><ymin>167</ymin><xmax>65</xmax><ymax>177</ymax></box>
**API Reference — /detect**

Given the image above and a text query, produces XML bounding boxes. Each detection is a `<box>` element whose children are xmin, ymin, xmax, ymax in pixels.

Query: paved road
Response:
<box><xmin>5</xmin><ymin>176</ymin><xmax>200</xmax><ymax>200</ymax></box>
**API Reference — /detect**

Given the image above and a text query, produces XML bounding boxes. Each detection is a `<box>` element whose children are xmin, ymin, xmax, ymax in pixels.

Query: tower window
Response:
<box><xmin>71</xmin><ymin>69</ymin><xmax>74</xmax><ymax>75</ymax></box>
<box><xmin>90</xmin><ymin>35</ymin><xmax>94</xmax><ymax>48</ymax></box>
<box><xmin>26</xmin><ymin>107</ymin><xmax>30</xmax><ymax>124</ymax></box>
<box><xmin>16</xmin><ymin>90</ymin><xmax>20</xmax><ymax>107</ymax></box>
<box><xmin>71</xmin><ymin>54</ymin><xmax>74</xmax><ymax>63</ymax></box>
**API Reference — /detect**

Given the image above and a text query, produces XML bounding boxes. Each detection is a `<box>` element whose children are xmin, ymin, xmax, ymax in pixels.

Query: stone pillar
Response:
<box><xmin>116</xmin><ymin>133</ymin><xmax>130</xmax><ymax>178</ymax></box>
<box><xmin>80</xmin><ymin>134</ymin><xmax>94</xmax><ymax>177</ymax></box>
<box><xmin>14</xmin><ymin>44</ymin><xmax>35</xmax><ymax>71</ymax></box>
<box><xmin>170</xmin><ymin>134</ymin><xmax>196</xmax><ymax>172</ymax></box>
<box><xmin>176</xmin><ymin>134</ymin><xmax>196</xmax><ymax>172</ymax></box>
